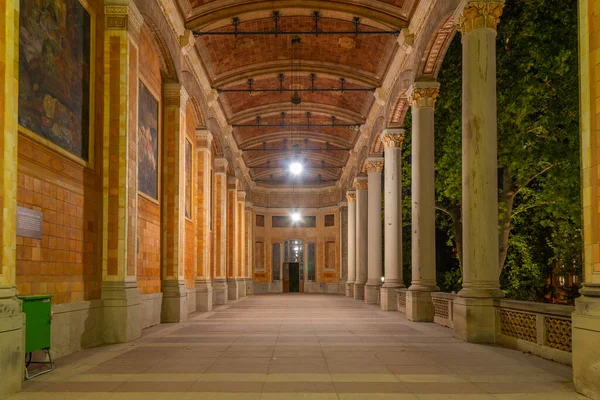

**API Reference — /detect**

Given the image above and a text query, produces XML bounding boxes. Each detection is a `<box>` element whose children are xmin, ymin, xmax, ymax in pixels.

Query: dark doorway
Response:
<box><xmin>289</xmin><ymin>263</ymin><xmax>300</xmax><ymax>293</ymax></box>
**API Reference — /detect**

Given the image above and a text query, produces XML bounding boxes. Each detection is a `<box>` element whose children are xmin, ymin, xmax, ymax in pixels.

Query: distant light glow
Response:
<box><xmin>289</xmin><ymin>162</ymin><xmax>303</xmax><ymax>176</ymax></box>
<box><xmin>291</xmin><ymin>212</ymin><xmax>301</xmax><ymax>222</ymax></box>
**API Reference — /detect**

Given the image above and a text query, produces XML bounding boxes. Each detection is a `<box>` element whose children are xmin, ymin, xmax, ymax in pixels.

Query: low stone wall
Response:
<box><xmin>431</xmin><ymin>292</ymin><xmax>455</xmax><ymax>328</ymax></box>
<box><xmin>495</xmin><ymin>299</ymin><xmax>573</xmax><ymax>365</ymax></box>
<box><xmin>51</xmin><ymin>300</ymin><xmax>103</xmax><ymax>359</ymax></box>
<box><xmin>397</xmin><ymin>289</ymin><xmax>407</xmax><ymax>314</ymax></box>
<box><xmin>253</xmin><ymin>281</ymin><xmax>283</xmax><ymax>294</ymax></box>
<box><xmin>141</xmin><ymin>293</ymin><xmax>163</xmax><ymax>330</ymax></box>
<box><xmin>304</xmin><ymin>282</ymin><xmax>340</xmax><ymax>294</ymax></box>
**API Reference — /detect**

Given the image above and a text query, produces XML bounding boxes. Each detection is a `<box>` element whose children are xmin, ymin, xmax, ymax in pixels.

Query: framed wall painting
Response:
<box><xmin>18</xmin><ymin>0</ymin><xmax>95</xmax><ymax>167</ymax></box>
<box><xmin>138</xmin><ymin>81</ymin><xmax>160</xmax><ymax>200</ymax></box>
<box><xmin>185</xmin><ymin>138</ymin><xmax>193</xmax><ymax>220</ymax></box>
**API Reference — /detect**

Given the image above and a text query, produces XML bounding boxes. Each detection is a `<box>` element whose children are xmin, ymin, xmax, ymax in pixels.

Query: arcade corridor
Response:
<box><xmin>12</xmin><ymin>294</ymin><xmax>580</xmax><ymax>400</ymax></box>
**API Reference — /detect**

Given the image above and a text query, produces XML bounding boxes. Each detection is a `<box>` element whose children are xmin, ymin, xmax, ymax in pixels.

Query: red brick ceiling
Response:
<box><xmin>186</xmin><ymin>2</ymin><xmax>406</xmax><ymax>188</ymax></box>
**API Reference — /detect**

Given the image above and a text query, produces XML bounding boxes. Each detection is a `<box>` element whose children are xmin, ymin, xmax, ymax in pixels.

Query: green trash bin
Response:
<box><xmin>19</xmin><ymin>295</ymin><xmax>54</xmax><ymax>379</ymax></box>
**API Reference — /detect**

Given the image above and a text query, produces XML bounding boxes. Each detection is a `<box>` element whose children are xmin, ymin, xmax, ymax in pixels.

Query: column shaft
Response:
<box><xmin>454</xmin><ymin>0</ymin><xmax>505</xmax><ymax>343</ymax></box>
<box><xmin>380</xmin><ymin>130</ymin><xmax>406</xmax><ymax>310</ymax></box>
<box><xmin>245</xmin><ymin>203</ymin><xmax>254</xmax><ymax>294</ymax></box>
<box><xmin>353</xmin><ymin>177</ymin><xmax>368</xmax><ymax>300</ymax></box>
<box><xmin>195</xmin><ymin>130</ymin><xmax>213</xmax><ymax>311</ymax></box>
<box><xmin>227</xmin><ymin>177</ymin><xmax>239</xmax><ymax>300</ymax></box>
<box><xmin>236</xmin><ymin>191</ymin><xmax>247</xmax><ymax>298</ymax></box>
<box><xmin>101</xmin><ymin>2</ymin><xmax>143</xmax><ymax>342</ymax></box>
<box><xmin>213</xmin><ymin>158</ymin><xmax>228</xmax><ymax>304</ymax></box>
<box><xmin>365</xmin><ymin>158</ymin><xmax>384</xmax><ymax>304</ymax></box>
<box><xmin>346</xmin><ymin>192</ymin><xmax>357</xmax><ymax>297</ymax></box>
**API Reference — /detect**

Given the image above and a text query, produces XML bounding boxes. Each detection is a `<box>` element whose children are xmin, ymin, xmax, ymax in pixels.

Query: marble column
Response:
<box><xmin>365</xmin><ymin>158</ymin><xmax>384</xmax><ymax>304</ymax></box>
<box><xmin>101</xmin><ymin>2</ymin><xmax>143</xmax><ymax>341</ymax></box>
<box><xmin>0</xmin><ymin>1</ymin><xmax>25</xmax><ymax>396</ymax></box>
<box><xmin>236</xmin><ymin>191</ymin><xmax>247</xmax><ymax>298</ymax></box>
<box><xmin>161</xmin><ymin>83</ymin><xmax>190</xmax><ymax>323</ymax></box>
<box><xmin>454</xmin><ymin>0</ymin><xmax>506</xmax><ymax>343</ymax></box>
<box><xmin>194</xmin><ymin>129</ymin><xmax>213</xmax><ymax>311</ymax></box>
<box><xmin>353</xmin><ymin>177</ymin><xmax>368</xmax><ymax>300</ymax></box>
<box><xmin>380</xmin><ymin>129</ymin><xmax>406</xmax><ymax>310</ymax></box>
<box><xmin>407</xmin><ymin>82</ymin><xmax>440</xmax><ymax>322</ymax></box>
<box><xmin>346</xmin><ymin>191</ymin><xmax>357</xmax><ymax>297</ymax></box>
<box><xmin>227</xmin><ymin>176</ymin><xmax>240</xmax><ymax>300</ymax></box>
<box><xmin>213</xmin><ymin>158</ymin><xmax>229</xmax><ymax>304</ymax></box>
<box><xmin>245</xmin><ymin>202</ymin><xmax>254</xmax><ymax>294</ymax></box>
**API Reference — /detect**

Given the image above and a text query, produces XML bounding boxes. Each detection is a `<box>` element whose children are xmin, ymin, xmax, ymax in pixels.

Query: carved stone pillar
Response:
<box><xmin>101</xmin><ymin>1</ymin><xmax>144</xmax><ymax>343</ymax></box>
<box><xmin>407</xmin><ymin>82</ymin><xmax>440</xmax><ymax>322</ymax></box>
<box><xmin>346</xmin><ymin>191</ymin><xmax>357</xmax><ymax>297</ymax></box>
<box><xmin>161</xmin><ymin>82</ymin><xmax>189</xmax><ymax>323</ymax></box>
<box><xmin>353</xmin><ymin>177</ymin><xmax>368</xmax><ymax>300</ymax></box>
<box><xmin>195</xmin><ymin>129</ymin><xmax>213</xmax><ymax>311</ymax></box>
<box><xmin>380</xmin><ymin>129</ymin><xmax>406</xmax><ymax>311</ymax></box>
<box><xmin>365</xmin><ymin>157</ymin><xmax>384</xmax><ymax>304</ymax></box>
<box><xmin>213</xmin><ymin>158</ymin><xmax>229</xmax><ymax>304</ymax></box>
<box><xmin>227</xmin><ymin>176</ymin><xmax>239</xmax><ymax>300</ymax></box>
<box><xmin>0</xmin><ymin>0</ymin><xmax>25</xmax><ymax>396</ymax></box>
<box><xmin>454</xmin><ymin>0</ymin><xmax>506</xmax><ymax>343</ymax></box>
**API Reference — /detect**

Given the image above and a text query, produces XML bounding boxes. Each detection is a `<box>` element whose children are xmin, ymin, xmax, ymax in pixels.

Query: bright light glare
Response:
<box><xmin>289</xmin><ymin>162</ymin><xmax>303</xmax><ymax>176</ymax></box>
<box><xmin>291</xmin><ymin>212</ymin><xmax>301</xmax><ymax>222</ymax></box>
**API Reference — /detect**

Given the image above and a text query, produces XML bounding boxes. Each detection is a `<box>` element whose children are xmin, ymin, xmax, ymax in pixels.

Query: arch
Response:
<box><xmin>140</xmin><ymin>15</ymin><xmax>178</xmax><ymax>81</ymax></box>
<box><xmin>368</xmin><ymin>115</ymin><xmax>385</xmax><ymax>156</ymax></box>
<box><xmin>207</xmin><ymin>117</ymin><xmax>224</xmax><ymax>157</ymax></box>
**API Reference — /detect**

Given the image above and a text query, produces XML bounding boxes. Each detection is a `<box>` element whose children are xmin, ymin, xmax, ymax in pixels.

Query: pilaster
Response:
<box><xmin>353</xmin><ymin>177</ymin><xmax>368</xmax><ymax>300</ymax></box>
<box><xmin>227</xmin><ymin>177</ymin><xmax>239</xmax><ymax>300</ymax></box>
<box><xmin>213</xmin><ymin>158</ymin><xmax>228</xmax><ymax>304</ymax></box>
<box><xmin>195</xmin><ymin>129</ymin><xmax>213</xmax><ymax>311</ymax></box>
<box><xmin>245</xmin><ymin>202</ymin><xmax>254</xmax><ymax>294</ymax></box>
<box><xmin>454</xmin><ymin>0</ymin><xmax>505</xmax><ymax>341</ymax></box>
<box><xmin>101</xmin><ymin>1</ymin><xmax>143</xmax><ymax>343</ymax></box>
<box><xmin>0</xmin><ymin>1</ymin><xmax>25</xmax><ymax>396</ymax></box>
<box><xmin>160</xmin><ymin>82</ymin><xmax>189</xmax><ymax>322</ymax></box>
<box><xmin>236</xmin><ymin>190</ymin><xmax>247</xmax><ymax>298</ymax></box>
<box><xmin>365</xmin><ymin>158</ymin><xmax>384</xmax><ymax>305</ymax></box>
<box><xmin>346</xmin><ymin>191</ymin><xmax>356</xmax><ymax>297</ymax></box>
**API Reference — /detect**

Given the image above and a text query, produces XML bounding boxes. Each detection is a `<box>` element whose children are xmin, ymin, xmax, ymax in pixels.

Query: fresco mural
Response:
<box><xmin>18</xmin><ymin>0</ymin><xmax>92</xmax><ymax>161</ymax></box>
<box><xmin>185</xmin><ymin>138</ymin><xmax>192</xmax><ymax>219</ymax></box>
<box><xmin>138</xmin><ymin>82</ymin><xmax>159</xmax><ymax>199</ymax></box>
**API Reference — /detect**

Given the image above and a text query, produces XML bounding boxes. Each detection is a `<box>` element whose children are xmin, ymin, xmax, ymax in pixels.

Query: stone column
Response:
<box><xmin>245</xmin><ymin>202</ymin><xmax>254</xmax><ymax>294</ymax></box>
<box><xmin>160</xmin><ymin>83</ymin><xmax>190</xmax><ymax>322</ymax></box>
<box><xmin>346</xmin><ymin>191</ymin><xmax>357</xmax><ymax>297</ymax></box>
<box><xmin>407</xmin><ymin>82</ymin><xmax>440</xmax><ymax>322</ymax></box>
<box><xmin>365</xmin><ymin>158</ymin><xmax>384</xmax><ymax>304</ymax></box>
<box><xmin>353</xmin><ymin>177</ymin><xmax>368</xmax><ymax>300</ymax></box>
<box><xmin>194</xmin><ymin>129</ymin><xmax>213</xmax><ymax>311</ymax></box>
<box><xmin>454</xmin><ymin>0</ymin><xmax>506</xmax><ymax>342</ymax></box>
<box><xmin>101</xmin><ymin>2</ymin><xmax>144</xmax><ymax>342</ymax></box>
<box><xmin>213</xmin><ymin>158</ymin><xmax>228</xmax><ymax>304</ymax></box>
<box><xmin>0</xmin><ymin>1</ymin><xmax>25</xmax><ymax>396</ymax></box>
<box><xmin>339</xmin><ymin>201</ymin><xmax>349</xmax><ymax>294</ymax></box>
<box><xmin>227</xmin><ymin>176</ymin><xmax>239</xmax><ymax>300</ymax></box>
<box><xmin>236</xmin><ymin>191</ymin><xmax>247</xmax><ymax>298</ymax></box>
<box><xmin>571</xmin><ymin>1</ymin><xmax>600</xmax><ymax>397</ymax></box>
<box><xmin>380</xmin><ymin>129</ymin><xmax>406</xmax><ymax>310</ymax></box>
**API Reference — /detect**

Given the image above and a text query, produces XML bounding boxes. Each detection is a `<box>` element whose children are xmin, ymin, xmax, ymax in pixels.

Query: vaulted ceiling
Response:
<box><xmin>178</xmin><ymin>0</ymin><xmax>422</xmax><ymax>189</ymax></box>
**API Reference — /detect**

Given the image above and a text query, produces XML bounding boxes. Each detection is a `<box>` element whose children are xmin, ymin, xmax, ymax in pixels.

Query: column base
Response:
<box><xmin>573</xmin><ymin>284</ymin><xmax>600</xmax><ymax>400</ymax></box>
<box><xmin>364</xmin><ymin>283</ymin><xmax>381</xmax><ymax>305</ymax></box>
<box><xmin>161</xmin><ymin>280</ymin><xmax>188</xmax><ymax>323</ymax></box>
<box><xmin>228</xmin><ymin>279</ymin><xmax>239</xmax><ymax>300</ymax></box>
<box><xmin>213</xmin><ymin>279</ymin><xmax>228</xmax><ymax>305</ymax></box>
<box><xmin>0</xmin><ymin>287</ymin><xmax>25</xmax><ymax>398</ymax></box>
<box><xmin>102</xmin><ymin>281</ymin><xmax>142</xmax><ymax>343</ymax></box>
<box><xmin>237</xmin><ymin>278</ymin><xmax>247</xmax><ymax>298</ymax></box>
<box><xmin>380</xmin><ymin>286</ymin><xmax>402</xmax><ymax>311</ymax></box>
<box><xmin>246</xmin><ymin>278</ymin><xmax>254</xmax><ymax>295</ymax></box>
<box><xmin>406</xmin><ymin>290</ymin><xmax>434</xmax><ymax>322</ymax></box>
<box><xmin>353</xmin><ymin>283</ymin><xmax>365</xmax><ymax>300</ymax></box>
<box><xmin>346</xmin><ymin>281</ymin><xmax>355</xmax><ymax>297</ymax></box>
<box><xmin>195</xmin><ymin>280</ymin><xmax>213</xmax><ymax>312</ymax></box>
<box><xmin>452</xmin><ymin>296</ymin><xmax>497</xmax><ymax>343</ymax></box>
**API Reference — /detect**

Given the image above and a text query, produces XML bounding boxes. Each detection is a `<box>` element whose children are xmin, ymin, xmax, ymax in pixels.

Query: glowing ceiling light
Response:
<box><xmin>291</xmin><ymin>212</ymin><xmax>301</xmax><ymax>222</ymax></box>
<box><xmin>289</xmin><ymin>162</ymin><xmax>303</xmax><ymax>176</ymax></box>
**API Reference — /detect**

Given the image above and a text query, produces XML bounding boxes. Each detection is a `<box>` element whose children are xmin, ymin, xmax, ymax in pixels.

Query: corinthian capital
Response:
<box><xmin>364</xmin><ymin>157</ymin><xmax>384</xmax><ymax>173</ymax></box>
<box><xmin>457</xmin><ymin>1</ymin><xmax>505</xmax><ymax>35</ymax></box>
<box><xmin>346</xmin><ymin>191</ymin><xmax>357</xmax><ymax>202</ymax></box>
<box><xmin>353</xmin><ymin>177</ymin><xmax>368</xmax><ymax>190</ymax></box>
<box><xmin>380</xmin><ymin>128</ymin><xmax>406</xmax><ymax>150</ymax></box>
<box><xmin>409</xmin><ymin>82</ymin><xmax>440</xmax><ymax>109</ymax></box>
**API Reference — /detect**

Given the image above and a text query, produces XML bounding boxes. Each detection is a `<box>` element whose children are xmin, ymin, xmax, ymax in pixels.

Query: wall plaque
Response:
<box><xmin>17</xmin><ymin>207</ymin><xmax>43</xmax><ymax>239</ymax></box>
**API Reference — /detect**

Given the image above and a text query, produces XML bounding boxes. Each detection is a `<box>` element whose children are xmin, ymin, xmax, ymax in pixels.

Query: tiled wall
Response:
<box><xmin>137</xmin><ymin>196</ymin><xmax>161</xmax><ymax>294</ymax></box>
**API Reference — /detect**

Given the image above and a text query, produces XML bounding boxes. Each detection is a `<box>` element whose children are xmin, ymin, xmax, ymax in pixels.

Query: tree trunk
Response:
<box><xmin>499</xmin><ymin>169</ymin><xmax>515</xmax><ymax>276</ymax></box>
<box><xmin>449</xmin><ymin>207</ymin><xmax>463</xmax><ymax>273</ymax></box>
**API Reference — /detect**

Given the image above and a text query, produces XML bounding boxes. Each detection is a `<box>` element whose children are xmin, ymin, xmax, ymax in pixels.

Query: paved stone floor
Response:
<box><xmin>10</xmin><ymin>294</ymin><xmax>585</xmax><ymax>400</ymax></box>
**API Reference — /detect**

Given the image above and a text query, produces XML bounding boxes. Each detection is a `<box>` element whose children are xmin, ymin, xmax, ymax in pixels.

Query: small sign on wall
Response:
<box><xmin>17</xmin><ymin>207</ymin><xmax>43</xmax><ymax>239</ymax></box>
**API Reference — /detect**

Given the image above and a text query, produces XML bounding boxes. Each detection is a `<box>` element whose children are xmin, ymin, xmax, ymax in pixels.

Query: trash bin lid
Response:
<box><xmin>18</xmin><ymin>295</ymin><xmax>53</xmax><ymax>301</ymax></box>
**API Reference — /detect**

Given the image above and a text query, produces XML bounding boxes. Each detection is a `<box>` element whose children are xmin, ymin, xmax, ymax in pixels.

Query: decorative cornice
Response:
<box><xmin>196</xmin><ymin>128</ymin><xmax>213</xmax><ymax>148</ymax></box>
<box><xmin>214</xmin><ymin>157</ymin><xmax>228</xmax><ymax>174</ymax></box>
<box><xmin>163</xmin><ymin>83</ymin><xmax>189</xmax><ymax>108</ymax></box>
<box><xmin>105</xmin><ymin>2</ymin><xmax>143</xmax><ymax>41</ymax></box>
<box><xmin>228</xmin><ymin>176</ymin><xmax>238</xmax><ymax>189</ymax></box>
<box><xmin>353</xmin><ymin>177</ymin><xmax>368</xmax><ymax>190</ymax></box>
<box><xmin>380</xmin><ymin>129</ymin><xmax>406</xmax><ymax>150</ymax></box>
<box><xmin>457</xmin><ymin>1</ymin><xmax>505</xmax><ymax>35</ymax></box>
<box><xmin>409</xmin><ymin>82</ymin><xmax>440</xmax><ymax>109</ymax></box>
<box><xmin>180</xmin><ymin>30</ymin><xmax>196</xmax><ymax>56</ymax></box>
<box><xmin>364</xmin><ymin>157</ymin><xmax>384</xmax><ymax>173</ymax></box>
<box><xmin>346</xmin><ymin>191</ymin><xmax>357</xmax><ymax>202</ymax></box>
<box><xmin>237</xmin><ymin>191</ymin><xmax>247</xmax><ymax>201</ymax></box>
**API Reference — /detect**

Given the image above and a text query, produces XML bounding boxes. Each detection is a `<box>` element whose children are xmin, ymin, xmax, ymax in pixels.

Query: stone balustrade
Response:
<box><xmin>431</xmin><ymin>292</ymin><xmax>455</xmax><ymax>328</ymax></box>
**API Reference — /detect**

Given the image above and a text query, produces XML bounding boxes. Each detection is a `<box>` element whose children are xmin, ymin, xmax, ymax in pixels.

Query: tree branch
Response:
<box><xmin>435</xmin><ymin>205</ymin><xmax>454</xmax><ymax>219</ymax></box>
<box><xmin>513</xmin><ymin>163</ymin><xmax>560</xmax><ymax>198</ymax></box>
<box><xmin>511</xmin><ymin>201</ymin><xmax>556</xmax><ymax>218</ymax></box>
